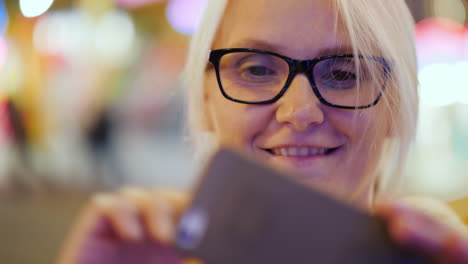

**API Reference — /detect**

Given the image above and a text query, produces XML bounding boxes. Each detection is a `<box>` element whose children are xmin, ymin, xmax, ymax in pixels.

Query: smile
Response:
<box><xmin>264</xmin><ymin>146</ymin><xmax>340</xmax><ymax>157</ymax></box>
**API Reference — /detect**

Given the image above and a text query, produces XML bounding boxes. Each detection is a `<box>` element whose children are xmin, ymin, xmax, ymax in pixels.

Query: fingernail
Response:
<box><xmin>93</xmin><ymin>193</ymin><xmax>115</xmax><ymax>207</ymax></box>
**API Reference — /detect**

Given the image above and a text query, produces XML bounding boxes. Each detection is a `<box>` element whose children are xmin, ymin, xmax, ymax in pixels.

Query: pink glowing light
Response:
<box><xmin>166</xmin><ymin>0</ymin><xmax>207</xmax><ymax>35</ymax></box>
<box><xmin>465</xmin><ymin>26</ymin><xmax>468</xmax><ymax>60</ymax></box>
<box><xmin>415</xmin><ymin>18</ymin><xmax>465</xmax><ymax>66</ymax></box>
<box><xmin>0</xmin><ymin>37</ymin><xmax>7</xmax><ymax>69</ymax></box>
<box><xmin>416</xmin><ymin>18</ymin><xmax>468</xmax><ymax>106</ymax></box>
<box><xmin>115</xmin><ymin>0</ymin><xmax>167</xmax><ymax>8</ymax></box>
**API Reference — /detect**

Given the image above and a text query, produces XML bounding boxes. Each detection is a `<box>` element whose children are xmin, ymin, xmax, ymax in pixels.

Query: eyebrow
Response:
<box><xmin>225</xmin><ymin>39</ymin><xmax>354</xmax><ymax>58</ymax></box>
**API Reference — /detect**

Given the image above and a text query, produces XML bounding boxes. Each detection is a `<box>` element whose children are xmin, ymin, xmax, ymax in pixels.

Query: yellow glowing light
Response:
<box><xmin>93</xmin><ymin>10</ymin><xmax>136</xmax><ymax>67</ymax></box>
<box><xmin>20</xmin><ymin>0</ymin><xmax>54</xmax><ymax>18</ymax></box>
<box><xmin>433</xmin><ymin>0</ymin><xmax>467</xmax><ymax>25</ymax></box>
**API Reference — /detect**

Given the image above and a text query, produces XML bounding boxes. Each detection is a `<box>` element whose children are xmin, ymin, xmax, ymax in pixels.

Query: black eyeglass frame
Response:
<box><xmin>208</xmin><ymin>48</ymin><xmax>391</xmax><ymax>109</ymax></box>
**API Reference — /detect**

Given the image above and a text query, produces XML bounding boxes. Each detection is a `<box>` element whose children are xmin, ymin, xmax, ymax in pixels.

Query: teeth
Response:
<box><xmin>289</xmin><ymin>148</ymin><xmax>298</xmax><ymax>156</ymax></box>
<box><xmin>309</xmin><ymin>148</ymin><xmax>319</xmax><ymax>155</ymax></box>
<box><xmin>299</xmin><ymin>147</ymin><xmax>308</xmax><ymax>156</ymax></box>
<box><xmin>280</xmin><ymin>148</ymin><xmax>288</xmax><ymax>156</ymax></box>
<box><xmin>270</xmin><ymin>147</ymin><xmax>331</xmax><ymax>157</ymax></box>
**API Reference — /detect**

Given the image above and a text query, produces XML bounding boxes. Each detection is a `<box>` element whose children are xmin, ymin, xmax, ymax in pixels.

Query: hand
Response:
<box><xmin>57</xmin><ymin>188</ymin><xmax>200</xmax><ymax>264</ymax></box>
<box><xmin>375</xmin><ymin>198</ymin><xmax>468</xmax><ymax>264</ymax></box>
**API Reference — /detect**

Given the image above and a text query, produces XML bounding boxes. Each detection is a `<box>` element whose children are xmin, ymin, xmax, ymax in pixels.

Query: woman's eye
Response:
<box><xmin>319</xmin><ymin>70</ymin><xmax>358</xmax><ymax>90</ymax></box>
<box><xmin>327</xmin><ymin>70</ymin><xmax>356</xmax><ymax>81</ymax></box>
<box><xmin>244</xmin><ymin>66</ymin><xmax>274</xmax><ymax>76</ymax></box>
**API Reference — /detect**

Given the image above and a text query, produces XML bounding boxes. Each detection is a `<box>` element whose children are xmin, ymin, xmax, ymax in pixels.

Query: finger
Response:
<box><xmin>119</xmin><ymin>188</ymin><xmax>189</xmax><ymax>244</ymax></box>
<box><xmin>120</xmin><ymin>187</ymin><xmax>168</xmax><ymax>243</ymax></box>
<box><xmin>150</xmin><ymin>189</ymin><xmax>191</xmax><ymax>242</ymax></box>
<box><xmin>154</xmin><ymin>189</ymin><xmax>190</xmax><ymax>221</ymax></box>
<box><xmin>388</xmin><ymin>211</ymin><xmax>447</xmax><ymax>252</ymax></box>
<box><xmin>91</xmin><ymin>192</ymin><xmax>144</xmax><ymax>242</ymax></box>
<box><xmin>373</xmin><ymin>199</ymin><xmax>409</xmax><ymax>219</ymax></box>
<box><xmin>384</xmin><ymin>204</ymin><xmax>468</xmax><ymax>263</ymax></box>
<box><xmin>57</xmin><ymin>193</ymin><xmax>144</xmax><ymax>264</ymax></box>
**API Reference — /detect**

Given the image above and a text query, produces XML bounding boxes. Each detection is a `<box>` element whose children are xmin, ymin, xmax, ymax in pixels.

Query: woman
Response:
<box><xmin>58</xmin><ymin>0</ymin><xmax>468</xmax><ymax>263</ymax></box>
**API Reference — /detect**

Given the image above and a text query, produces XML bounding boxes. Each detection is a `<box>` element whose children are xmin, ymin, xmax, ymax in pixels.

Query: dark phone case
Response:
<box><xmin>176</xmin><ymin>149</ymin><xmax>431</xmax><ymax>264</ymax></box>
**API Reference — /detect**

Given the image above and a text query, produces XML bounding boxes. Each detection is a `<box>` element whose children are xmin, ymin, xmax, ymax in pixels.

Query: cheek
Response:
<box><xmin>328</xmin><ymin>107</ymin><xmax>389</xmax><ymax>165</ymax></box>
<box><xmin>329</xmin><ymin>107</ymin><xmax>387</xmax><ymax>145</ymax></box>
<box><xmin>325</xmin><ymin>108</ymin><xmax>389</xmax><ymax>197</ymax></box>
<box><xmin>205</xmin><ymin>76</ymin><xmax>273</xmax><ymax>148</ymax></box>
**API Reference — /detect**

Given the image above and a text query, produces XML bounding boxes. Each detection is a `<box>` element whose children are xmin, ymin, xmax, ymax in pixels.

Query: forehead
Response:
<box><xmin>212</xmin><ymin>0</ymin><xmax>351</xmax><ymax>59</ymax></box>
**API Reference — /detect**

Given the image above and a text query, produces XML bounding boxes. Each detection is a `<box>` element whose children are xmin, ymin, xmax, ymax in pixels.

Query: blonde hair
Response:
<box><xmin>182</xmin><ymin>0</ymin><xmax>418</xmax><ymax>196</ymax></box>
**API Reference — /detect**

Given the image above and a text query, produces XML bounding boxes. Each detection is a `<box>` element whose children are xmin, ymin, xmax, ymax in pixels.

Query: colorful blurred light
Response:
<box><xmin>0</xmin><ymin>42</ymin><xmax>23</xmax><ymax>95</ymax></box>
<box><xmin>34</xmin><ymin>9</ymin><xmax>136</xmax><ymax>67</ymax></box>
<box><xmin>0</xmin><ymin>37</ymin><xmax>7</xmax><ymax>69</ymax></box>
<box><xmin>432</xmin><ymin>0</ymin><xmax>467</xmax><ymax>25</ymax></box>
<box><xmin>116</xmin><ymin>0</ymin><xmax>166</xmax><ymax>8</ymax></box>
<box><xmin>419</xmin><ymin>62</ymin><xmax>468</xmax><ymax>107</ymax></box>
<box><xmin>416</xmin><ymin>18</ymin><xmax>465</xmax><ymax>66</ymax></box>
<box><xmin>416</xmin><ymin>18</ymin><xmax>468</xmax><ymax>107</ymax></box>
<box><xmin>20</xmin><ymin>0</ymin><xmax>55</xmax><ymax>18</ymax></box>
<box><xmin>33</xmin><ymin>11</ymin><xmax>92</xmax><ymax>59</ymax></box>
<box><xmin>93</xmin><ymin>10</ymin><xmax>136</xmax><ymax>67</ymax></box>
<box><xmin>0</xmin><ymin>0</ymin><xmax>8</xmax><ymax>35</ymax></box>
<box><xmin>166</xmin><ymin>0</ymin><xmax>207</xmax><ymax>35</ymax></box>
<box><xmin>465</xmin><ymin>27</ymin><xmax>468</xmax><ymax>60</ymax></box>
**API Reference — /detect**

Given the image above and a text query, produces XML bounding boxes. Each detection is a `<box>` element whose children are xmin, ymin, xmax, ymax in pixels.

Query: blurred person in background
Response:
<box><xmin>86</xmin><ymin>107</ymin><xmax>121</xmax><ymax>188</ymax></box>
<box><xmin>58</xmin><ymin>0</ymin><xmax>468</xmax><ymax>263</ymax></box>
<box><xmin>0</xmin><ymin>98</ymin><xmax>39</xmax><ymax>193</ymax></box>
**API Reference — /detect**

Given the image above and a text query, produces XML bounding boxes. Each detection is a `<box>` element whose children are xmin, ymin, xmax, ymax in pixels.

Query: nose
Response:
<box><xmin>275</xmin><ymin>75</ymin><xmax>325</xmax><ymax>131</ymax></box>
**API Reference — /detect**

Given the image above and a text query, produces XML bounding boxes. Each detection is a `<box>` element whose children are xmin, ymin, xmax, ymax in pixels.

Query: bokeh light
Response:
<box><xmin>416</xmin><ymin>18</ymin><xmax>468</xmax><ymax>107</ymax></box>
<box><xmin>465</xmin><ymin>26</ymin><xmax>468</xmax><ymax>59</ymax></box>
<box><xmin>0</xmin><ymin>0</ymin><xmax>8</xmax><ymax>34</ymax></box>
<box><xmin>20</xmin><ymin>0</ymin><xmax>55</xmax><ymax>18</ymax></box>
<box><xmin>419</xmin><ymin>62</ymin><xmax>468</xmax><ymax>106</ymax></box>
<box><xmin>0</xmin><ymin>42</ymin><xmax>23</xmax><ymax>95</ymax></box>
<box><xmin>33</xmin><ymin>11</ymin><xmax>92</xmax><ymax>59</ymax></box>
<box><xmin>116</xmin><ymin>0</ymin><xmax>166</xmax><ymax>8</ymax></box>
<box><xmin>432</xmin><ymin>0</ymin><xmax>467</xmax><ymax>25</ymax></box>
<box><xmin>0</xmin><ymin>37</ymin><xmax>7</xmax><ymax>69</ymax></box>
<box><xmin>166</xmin><ymin>0</ymin><xmax>207</xmax><ymax>35</ymax></box>
<box><xmin>33</xmin><ymin>9</ymin><xmax>136</xmax><ymax>67</ymax></box>
<box><xmin>416</xmin><ymin>18</ymin><xmax>465</xmax><ymax>65</ymax></box>
<box><xmin>93</xmin><ymin>10</ymin><xmax>136</xmax><ymax>67</ymax></box>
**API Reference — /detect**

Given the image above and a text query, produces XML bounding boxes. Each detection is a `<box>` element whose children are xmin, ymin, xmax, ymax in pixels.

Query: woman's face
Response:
<box><xmin>204</xmin><ymin>0</ymin><xmax>391</xmax><ymax>204</ymax></box>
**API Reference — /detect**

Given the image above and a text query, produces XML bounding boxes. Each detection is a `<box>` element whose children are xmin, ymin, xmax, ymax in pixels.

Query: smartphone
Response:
<box><xmin>176</xmin><ymin>148</ymin><xmax>431</xmax><ymax>264</ymax></box>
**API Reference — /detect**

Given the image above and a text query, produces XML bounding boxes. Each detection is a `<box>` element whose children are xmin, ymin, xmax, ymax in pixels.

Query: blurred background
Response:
<box><xmin>0</xmin><ymin>0</ymin><xmax>466</xmax><ymax>263</ymax></box>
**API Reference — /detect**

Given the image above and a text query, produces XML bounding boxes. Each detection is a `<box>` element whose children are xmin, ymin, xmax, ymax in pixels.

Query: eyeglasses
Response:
<box><xmin>208</xmin><ymin>48</ymin><xmax>391</xmax><ymax>109</ymax></box>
